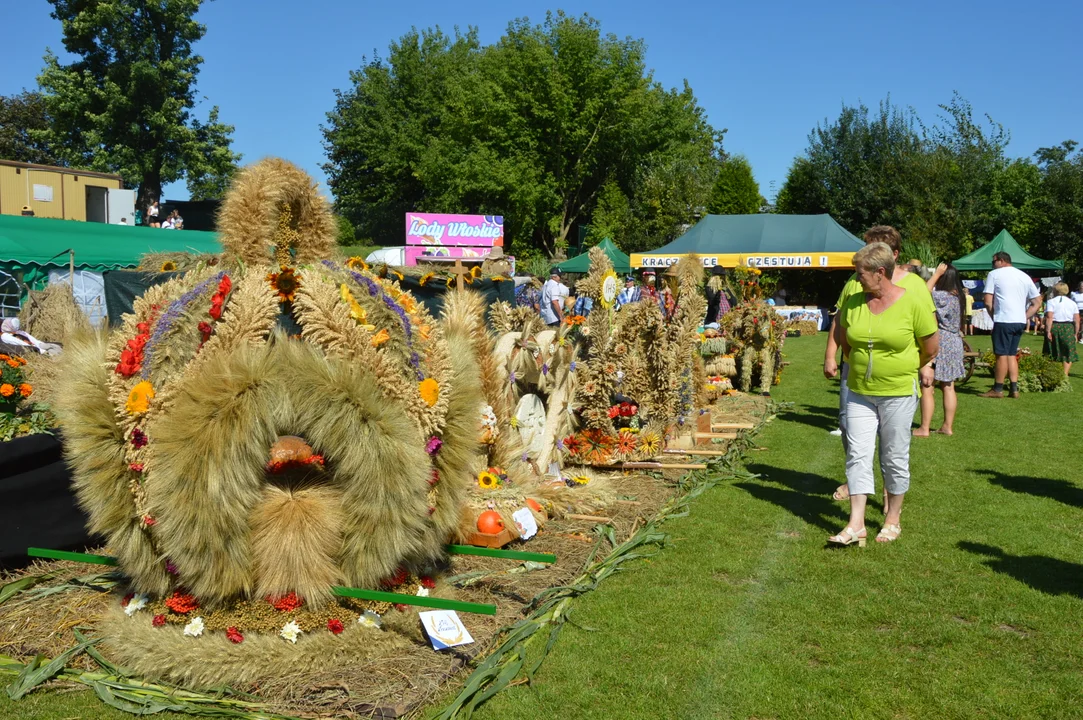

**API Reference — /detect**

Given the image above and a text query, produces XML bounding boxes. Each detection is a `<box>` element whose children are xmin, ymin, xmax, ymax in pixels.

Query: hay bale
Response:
<box><xmin>18</xmin><ymin>283</ymin><xmax>92</xmax><ymax>345</ymax></box>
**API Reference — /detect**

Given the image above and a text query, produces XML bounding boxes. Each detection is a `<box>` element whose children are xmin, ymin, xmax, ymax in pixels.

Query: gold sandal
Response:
<box><xmin>876</xmin><ymin>524</ymin><xmax>901</xmax><ymax>543</ymax></box>
<box><xmin>827</xmin><ymin>527</ymin><xmax>866</xmax><ymax>547</ymax></box>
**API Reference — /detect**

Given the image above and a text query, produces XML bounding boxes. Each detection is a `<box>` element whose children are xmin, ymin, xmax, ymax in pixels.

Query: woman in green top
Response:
<box><xmin>828</xmin><ymin>243</ymin><xmax>939</xmax><ymax>546</ymax></box>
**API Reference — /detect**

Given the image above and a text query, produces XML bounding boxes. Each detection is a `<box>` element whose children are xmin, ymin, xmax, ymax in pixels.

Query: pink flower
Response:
<box><xmin>425</xmin><ymin>436</ymin><xmax>443</xmax><ymax>455</ymax></box>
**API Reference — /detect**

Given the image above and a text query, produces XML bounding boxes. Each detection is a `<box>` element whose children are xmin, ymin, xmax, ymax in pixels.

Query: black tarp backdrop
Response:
<box><xmin>102</xmin><ymin>269</ymin><xmax>517</xmax><ymax>326</ymax></box>
<box><xmin>0</xmin><ymin>431</ymin><xmax>98</xmax><ymax>569</ymax></box>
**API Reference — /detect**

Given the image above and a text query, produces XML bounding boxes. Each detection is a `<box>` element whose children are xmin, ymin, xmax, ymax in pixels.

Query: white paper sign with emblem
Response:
<box><xmin>419</xmin><ymin>610</ymin><xmax>474</xmax><ymax>650</ymax></box>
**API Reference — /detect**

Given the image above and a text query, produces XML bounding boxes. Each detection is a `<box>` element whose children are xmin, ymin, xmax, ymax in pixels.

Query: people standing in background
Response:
<box><xmin>616</xmin><ymin>276</ymin><xmax>641</xmax><ymax>309</ymax></box>
<box><xmin>964</xmin><ymin>288</ymin><xmax>975</xmax><ymax>335</ymax></box>
<box><xmin>914</xmin><ymin>263</ymin><xmax>966</xmax><ymax>437</ymax></box>
<box><xmin>641</xmin><ymin>272</ymin><xmax>659</xmax><ymax>302</ymax></box>
<box><xmin>980</xmin><ymin>252</ymin><xmax>1041</xmax><ymax>399</ymax></box>
<box><xmin>147</xmin><ymin>200</ymin><xmax>160</xmax><ymax>228</ymax></box>
<box><xmin>539</xmin><ymin>268</ymin><xmax>569</xmax><ymax>327</ymax></box>
<box><xmin>659</xmin><ymin>280</ymin><xmax>676</xmax><ymax>321</ymax></box>
<box><xmin>705</xmin><ymin>267</ymin><xmax>731</xmax><ymax>322</ymax></box>
<box><xmin>1043</xmin><ymin>282</ymin><xmax>1079</xmax><ymax>376</ymax></box>
<box><xmin>516</xmin><ymin>276</ymin><xmax>542</xmax><ymax>313</ymax></box>
<box><xmin>1072</xmin><ymin>282</ymin><xmax>1083</xmax><ymax>341</ymax></box>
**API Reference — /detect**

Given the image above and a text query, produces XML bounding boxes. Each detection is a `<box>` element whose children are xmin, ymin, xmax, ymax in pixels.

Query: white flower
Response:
<box><xmin>280</xmin><ymin>620</ymin><xmax>302</xmax><ymax>644</ymax></box>
<box><xmin>183</xmin><ymin>616</ymin><xmax>204</xmax><ymax>637</ymax></box>
<box><xmin>416</xmin><ymin>587</ymin><xmax>430</xmax><ymax>598</ymax></box>
<box><xmin>358</xmin><ymin>611</ymin><xmax>382</xmax><ymax>629</ymax></box>
<box><xmin>124</xmin><ymin>594</ymin><xmax>149</xmax><ymax>617</ymax></box>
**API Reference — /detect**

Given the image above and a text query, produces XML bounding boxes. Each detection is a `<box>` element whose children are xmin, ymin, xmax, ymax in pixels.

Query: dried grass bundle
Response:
<box><xmin>18</xmin><ymin>283</ymin><xmax>92</xmax><ymax>345</ymax></box>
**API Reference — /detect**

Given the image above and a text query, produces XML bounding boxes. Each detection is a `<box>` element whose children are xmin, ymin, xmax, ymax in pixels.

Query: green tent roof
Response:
<box><xmin>644</xmin><ymin>214</ymin><xmax>862</xmax><ymax>255</ymax></box>
<box><xmin>952</xmin><ymin>229</ymin><xmax>1063</xmax><ymax>272</ymax></box>
<box><xmin>556</xmin><ymin>237</ymin><xmax>630</xmax><ymax>274</ymax></box>
<box><xmin>0</xmin><ymin>214</ymin><xmax>221</xmax><ymax>273</ymax></box>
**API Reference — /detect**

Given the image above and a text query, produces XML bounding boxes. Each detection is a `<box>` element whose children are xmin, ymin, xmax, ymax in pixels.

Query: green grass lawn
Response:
<box><xmin>469</xmin><ymin>332</ymin><xmax>1083</xmax><ymax>720</ymax></box>
<box><xmin>4</xmin><ymin>333</ymin><xmax>1081</xmax><ymax>719</ymax></box>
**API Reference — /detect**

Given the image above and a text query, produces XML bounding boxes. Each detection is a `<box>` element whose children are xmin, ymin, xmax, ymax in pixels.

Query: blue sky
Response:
<box><xmin>4</xmin><ymin>0</ymin><xmax>1081</xmax><ymax>204</ymax></box>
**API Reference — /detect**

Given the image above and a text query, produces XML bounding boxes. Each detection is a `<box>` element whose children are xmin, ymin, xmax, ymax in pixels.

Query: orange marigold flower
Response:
<box><xmin>0</xmin><ymin>384</ymin><xmax>13</xmax><ymax>398</ymax></box>
<box><xmin>419</xmin><ymin>378</ymin><xmax>440</xmax><ymax>407</ymax></box>
<box><xmin>125</xmin><ymin>381</ymin><xmax>155</xmax><ymax>415</ymax></box>
<box><xmin>370</xmin><ymin>328</ymin><xmax>390</xmax><ymax>347</ymax></box>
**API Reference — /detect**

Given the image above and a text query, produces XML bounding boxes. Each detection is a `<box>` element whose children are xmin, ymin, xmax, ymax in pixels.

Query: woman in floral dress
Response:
<box><xmin>914</xmin><ymin>263</ymin><xmax>965</xmax><ymax>436</ymax></box>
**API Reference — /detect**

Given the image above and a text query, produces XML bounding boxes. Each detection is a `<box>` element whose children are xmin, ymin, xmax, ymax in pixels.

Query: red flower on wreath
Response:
<box><xmin>115</xmin><ymin>310</ymin><xmax>159</xmax><ymax>377</ymax></box>
<box><xmin>420</xmin><ymin>576</ymin><xmax>436</xmax><ymax>589</ymax></box>
<box><xmin>131</xmin><ymin>428</ymin><xmax>148</xmax><ymax>448</ymax></box>
<box><xmin>562</xmin><ymin>434</ymin><xmax>582</xmax><ymax>456</ymax></box>
<box><xmin>165</xmin><ymin>590</ymin><xmax>199</xmax><ymax>614</ymax></box>
<box><xmin>226</xmin><ymin>626</ymin><xmax>244</xmax><ymax>643</ymax></box>
<box><xmin>607</xmin><ymin>406</ymin><xmax>620</xmax><ymax>419</ymax></box>
<box><xmin>152</xmin><ymin>614</ymin><xmax>166</xmax><ymax>627</ymax></box>
<box><xmin>327</xmin><ymin>618</ymin><xmax>345</xmax><ymax>635</ymax></box>
<box><xmin>270</xmin><ymin>591</ymin><xmax>304</xmax><ymax>611</ymax></box>
<box><xmin>121</xmin><ymin>592</ymin><xmax>134</xmax><ymax>607</ymax></box>
<box><xmin>382</xmin><ymin>567</ymin><xmax>409</xmax><ymax>588</ymax></box>
<box><xmin>394</xmin><ymin>603</ymin><xmax>408</xmax><ymax>612</ymax></box>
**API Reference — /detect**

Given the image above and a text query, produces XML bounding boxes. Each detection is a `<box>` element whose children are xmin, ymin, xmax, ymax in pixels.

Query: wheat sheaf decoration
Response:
<box><xmin>53</xmin><ymin>158</ymin><xmax>483</xmax><ymax>686</ymax></box>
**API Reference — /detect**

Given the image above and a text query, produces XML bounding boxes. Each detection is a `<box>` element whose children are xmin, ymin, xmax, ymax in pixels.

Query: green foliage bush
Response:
<box><xmin>980</xmin><ymin>350</ymin><xmax>1071</xmax><ymax>392</ymax></box>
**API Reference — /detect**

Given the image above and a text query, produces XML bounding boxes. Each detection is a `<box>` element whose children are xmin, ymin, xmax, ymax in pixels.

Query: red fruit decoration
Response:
<box><xmin>525</xmin><ymin>498</ymin><xmax>542</xmax><ymax>513</ymax></box>
<box><xmin>476</xmin><ymin>510</ymin><xmax>505</xmax><ymax>534</ymax></box>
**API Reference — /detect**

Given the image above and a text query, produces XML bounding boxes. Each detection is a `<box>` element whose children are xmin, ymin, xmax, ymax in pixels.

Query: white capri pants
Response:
<box><xmin>844</xmin><ymin>390</ymin><xmax>918</xmax><ymax>496</ymax></box>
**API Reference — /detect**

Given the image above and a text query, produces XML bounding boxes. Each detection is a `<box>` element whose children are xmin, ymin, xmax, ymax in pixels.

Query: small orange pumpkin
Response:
<box><xmin>525</xmin><ymin>498</ymin><xmax>542</xmax><ymax>513</ymax></box>
<box><xmin>476</xmin><ymin>510</ymin><xmax>505</xmax><ymax>535</ymax></box>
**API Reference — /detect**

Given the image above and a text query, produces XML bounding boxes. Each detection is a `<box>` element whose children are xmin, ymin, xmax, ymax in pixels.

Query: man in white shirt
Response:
<box><xmin>981</xmin><ymin>251</ymin><xmax>1042</xmax><ymax>398</ymax></box>
<box><xmin>539</xmin><ymin>268</ymin><xmax>569</xmax><ymax>327</ymax></box>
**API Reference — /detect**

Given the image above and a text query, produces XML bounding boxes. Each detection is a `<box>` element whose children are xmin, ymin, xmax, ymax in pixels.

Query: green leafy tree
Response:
<box><xmin>707</xmin><ymin>155</ymin><xmax>762</xmax><ymax>215</ymax></box>
<box><xmin>777</xmin><ymin>98</ymin><xmax>924</xmax><ymax>234</ymax></box>
<box><xmin>0</xmin><ymin>91</ymin><xmax>61</xmax><ymax>165</ymax></box>
<box><xmin>324</xmin><ymin>12</ymin><xmax>720</xmax><ymax>256</ymax></box>
<box><xmin>37</xmin><ymin>0</ymin><xmax>240</xmax><ymax>212</ymax></box>
<box><xmin>1029</xmin><ymin>141</ymin><xmax>1083</xmax><ymax>273</ymax></box>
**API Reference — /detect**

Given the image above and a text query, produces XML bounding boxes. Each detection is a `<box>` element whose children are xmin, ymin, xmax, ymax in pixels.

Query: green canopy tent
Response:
<box><xmin>556</xmin><ymin>237</ymin><xmax>631</xmax><ymax>274</ymax></box>
<box><xmin>951</xmin><ymin>229</ymin><xmax>1063</xmax><ymax>272</ymax></box>
<box><xmin>630</xmin><ymin>214</ymin><xmax>864</xmax><ymax>269</ymax></box>
<box><xmin>0</xmin><ymin>214</ymin><xmax>221</xmax><ymax>288</ymax></box>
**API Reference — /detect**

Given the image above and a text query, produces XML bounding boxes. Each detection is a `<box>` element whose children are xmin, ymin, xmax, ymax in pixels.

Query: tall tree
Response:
<box><xmin>0</xmin><ymin>91</ymin><xmax>61</xmax><ymax>165</ymax></box>
<box><xmin>707</xmin><ymin>155</ymin><xmax>762</xmax><ymax>215</ymax></box>
<box><xmin>777</xmin><ymin>98</ymin><xmax>924</xmax><ymax>235</ymax></box>
<box><xmin>323</xmin><ymin>12</ymin><xmax>721</xmax><ymax>256</ymax></box>
<box><xmin>1030</xmin><ymin>141</ymin><xmax>1083</xmax><ymax>273</ymax></box>
<box><xmin>37</xmin><ymin>0</ymin><xmax>239</xmax><ymax>211</ymax></box>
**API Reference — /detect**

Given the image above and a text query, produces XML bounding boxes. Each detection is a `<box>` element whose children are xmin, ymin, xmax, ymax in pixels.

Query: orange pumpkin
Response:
<box><xmin>476</xmin><ymin>510</ymin><xmax>505</xmax><ymax>535</ymax></box>
<box><xmin>525</xmin><ymin>498</ymin><xmax>542</xmax><ymax>513</ymax></box>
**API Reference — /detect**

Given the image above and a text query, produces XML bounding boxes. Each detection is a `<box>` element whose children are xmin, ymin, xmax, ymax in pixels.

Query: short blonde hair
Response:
<box><xmin>1053</xmin><ymin>282</ymin><xmax>1069</xmax><ymax>297</ymax></box>
<box><xmin>853</xmin><ymin>242</ymin><xmax>895</xmax><ymax>277</ymax></box>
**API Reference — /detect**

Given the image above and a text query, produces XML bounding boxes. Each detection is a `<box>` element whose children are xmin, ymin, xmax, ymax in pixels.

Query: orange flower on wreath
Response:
<box><xmin>125</xmin><ymin>381</ymin><xmax>155</xmax><ymax>415</ymax></box>
<box><xmin>18</xmin><ymin>384</ymin><xmax>32</xmax><ymax>398</ymax></box>
<box><xmin>0</xmin><ymin>384</ymin><xmax>13</xmax><ymax>398</ymax></box>
<box><xmin>370</xmin><ymin>328</ymin><xmax>390</xmax><ymax>347</ymax></box>
<box><xmin>616</xmin><ymin>431</ymin><xmax>637</xmax><ymax>457</ymax></box>
<box><xmin>419</xmin><ymin>378</ymin><xmax>440</xmax><ymax>407</ymax></box>
<box><xmin>267</xmin><ymin>266</ymin><xmax>302</xmax><ymax>303</ymax></box>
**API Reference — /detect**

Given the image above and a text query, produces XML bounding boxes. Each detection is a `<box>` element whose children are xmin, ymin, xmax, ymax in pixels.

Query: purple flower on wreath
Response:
<box><xmin>426</xmin><ymin>436</ymin><xmax>443</xmax><ymax>455</ymax></box>
<box><xmin>131</xmin><ymin>428</ymin><xmax>148</xmax><ymax>449</ymax></box>
<box><xmin>164</xmin><ymin>558</ymin><xmax>178</xmax><ymax>575</ymax></box>
<box><xmin>556</xmin><ymin>438</ymin><xmax>565</xmax><ymax>451</ymax></box>
<box><xmin>541</xmin><ymin>363</ymin><xmax>549</xmax><ymax>376</ymax></box>
<box><xmin>509</xmin><ymin>371</ymin><xmax>517</xmax><ymax>384</ymax></box>
<box><xmin>521</xmin><ymin>453</ymin><xmax>530</xmax><ymax>463</ymax></box>
<box><xmin>569</xmin><ymin>361</ymin><xmax>577</xmax><ymax>373</ymax></box>
<box><xmin>142</xmin><ymin>272</ymin><xmax>225</xmax><ymax>379</ymax></box>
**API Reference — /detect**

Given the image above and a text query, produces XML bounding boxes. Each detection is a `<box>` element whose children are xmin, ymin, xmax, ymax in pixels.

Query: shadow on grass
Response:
<box><xmin>977</xmin><ymin>469</ymin><xmax>1083</xmax><ymax>509</ymax></box>
<box><xmin>735</xmin><ymin>464</ymin><xmax>850</xmax><ymax>533</ymax></box>
<box><xmin>958</xmin><ymin>541</ymin><xmax>1083</xmax><ymax>599</ymax></box>
<box><xmin>774</xmin><ymin>404</ymin><xmax>838</xmax><ymax>432</ymax></box>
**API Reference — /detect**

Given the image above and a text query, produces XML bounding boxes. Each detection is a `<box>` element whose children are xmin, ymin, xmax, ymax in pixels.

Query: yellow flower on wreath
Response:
<box><xmin>419</xmin><ymin>272</ymin><xmax>435</xmax><ymax>287</ymax></box>
<box><xmin>569</xmin><ymin>475</ymin><xmax>590</xmax><ymax>486</ymax></box>
<box><xmin>125</xmin><ymin>381</ymin><xmax>155</xmax><ymax>416</ymax></box>
<box><xmin>477</xmin><ymin>470</ymin><xmax>502</xmax><ymax>490</ymax></box>
<box><xmin>599</xmin><ymin>269</ymin><xmax>619</xmax><ymax>308</ymax></box>
<box><xmin>419</xmin><ymin>378</ymin><xmax>440</xmax><ymax>407</ymax></box>
<box><xmin>340</xmin><ymin>284</ymin><xmax>376</xmax><ymax>331</ymax></box>
<box><xmin>345</xmin><ymin>256</ymin><xmax>368</xmax><ymax>271</ymax></box>
<box><xmin>267</xmin><ymin>266</ymin><xmax>302</xmax><ymax>303</ymax></box>
<box><xmin>397</xmin><ymin>291</ymin><xmax>417</xmax><ymax>315</ymax></box>
<box><xmin>160</xmin><ymin>260</ymin><xmax>177</xmax><ymax>272</ymax></box>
